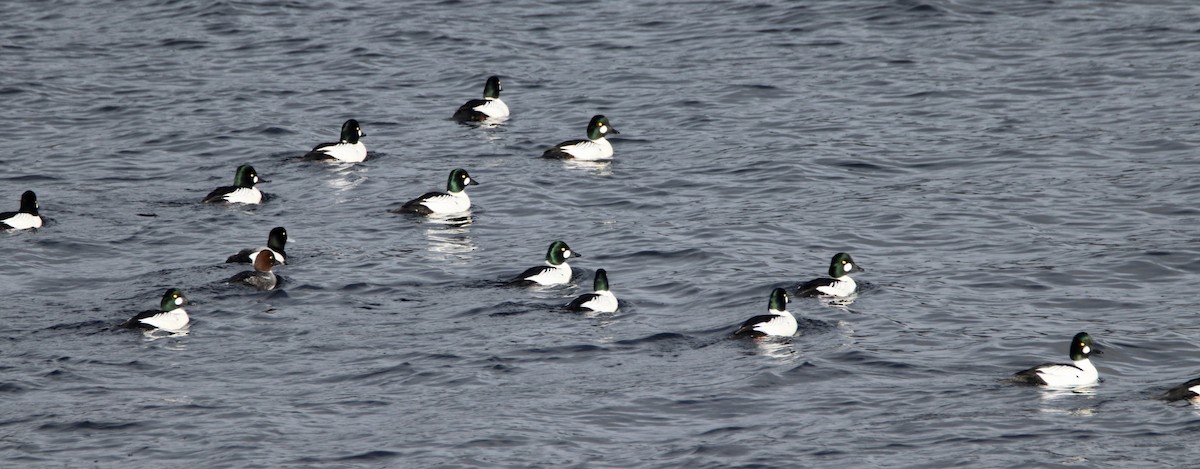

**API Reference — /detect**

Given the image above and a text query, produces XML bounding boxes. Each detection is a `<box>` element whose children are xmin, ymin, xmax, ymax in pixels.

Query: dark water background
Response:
<box><xmin>3</xmin><ymin>0</ymin><xmax>1200</xmax><ymax>467</ymax></box>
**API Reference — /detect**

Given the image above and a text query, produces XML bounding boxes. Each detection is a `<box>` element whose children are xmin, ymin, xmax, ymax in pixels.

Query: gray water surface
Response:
<box><xmin>3</xmin><ymin>0</ymin><xmax>1200</xmax><ymax>467</ymax></box>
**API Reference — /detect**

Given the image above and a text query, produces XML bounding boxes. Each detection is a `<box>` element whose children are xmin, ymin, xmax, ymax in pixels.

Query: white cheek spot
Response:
<box><xmin>845</xmin><ymin>263</ymin><xmax>853</xmax><ymax>271</ymax></box>
<box><xmin>175</xmin><ymin>297</ymin><xmax>184</xmax><ymax>306</ymax></box>
<box><xmin>1082</xmin><ymin>346</ymin><xmax>1090</xmax><ymax>355</ymax></box>
<box><xmin>564</xmin><ymin>250</ymin><xmax>572</xmax><ymax>258</ymax></box>
<box><xmin>599</xmin><ymin>125</ymin><xmax>607</xmax><ymax>133</ymax></box>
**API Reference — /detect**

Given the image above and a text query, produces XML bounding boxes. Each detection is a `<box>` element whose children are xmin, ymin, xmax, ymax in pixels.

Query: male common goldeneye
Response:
<box><xmin>0</xmin><ymin>190</ymin><xmax>42</xmax><ymax>230</ymax></box>
<box><xmin>1012</xmin><ymin>332</ymin><xmax>1101</xmax><ymax>387</ymax></box>
<box><xmin>393</xmin><ymin>168</ymin><xmax>478</xmax><ymax>216</ymax></box>
<box><xmin>453</xmin><ymin>76</ymin><xmax>509</xmax><ymax>123</ymax></box>
<box><xmin>512</xmin><ymin>240</ymin><xmax>580</xmax><ymax>286</ymax></box>
<box><xmin>542</xmin><ymin>115</ymin><xmax>618</xmax><ymax>161</ymax></box>
<box><xmin>734</xmin><ymin>288</ymin><xmax>797</xmax><ymax>338</ymax></box>
<box><xmin>567</xmin><ymin>268</ymin><xmax>618</xmax><ymax>313</ymax></box>
<box><xmin>797</xmin><ymin>252</ymin><xmax>863</xmax><ymax>298</ymax></box>
<box><xmin>304</xmin><ymin>119</ymin><xmax>367</xmax><ymax>163</ymax></box>
<box><xmin>122</xmin><ymin>288</ymin><xmax>190</xmax><ymax>333</ymax></box>
<box><xmin>203</xmin><ymin>165</ymin><xmax>268</xmax><ymax>204</ymax></box>
<box><xmin>227</xmin><ymin>226</ymin><xmax>288</xmax><ymax>265</ymax></box>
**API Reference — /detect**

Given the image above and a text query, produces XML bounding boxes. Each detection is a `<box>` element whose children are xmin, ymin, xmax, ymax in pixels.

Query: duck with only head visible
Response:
<box><xmin>542</xmin><ymin>115</ymin><xmax>618</xmax><ymax>161</ymax></box>
<box><xmin>122</xmin><ymin>288</ymin><xmax>190</xmax><ymax>333</ymax></box>
<box><xmin>304</xmin><ymin>119</ymin><xmax>367</xmax><ymax>163</ymax></box>
<box><xmin>227</xmin><ymin>250</ymin><xmax>278</xmax><ymax>290</ymax></box>
<box><xmin>227</xmin><ymin>226</ymin><xmax>288</xmax><ymax>265</ymax></box>
<box><xmin>203</xmin><ymin>165</ymin><xmax>268</xmax><ymax>204</ymax></box>
<box><xmin>393</xmin><ymin>169</ymin><xmax>479</xmax><ymax>216</ymax></box>
<box><xmin>0</xmin><ymin>190</ymin><xmax>42</xmax><ymax>230</ymax></box>
<box><xmin>734</xmin><ymin>288</ymin><xmax>797</xmax><ymax>338</ymax></box>
<box><xmin>453</xmin><ymin>76</ymin><xmax>509</xmax><ymax>124</ymax></box>
<box><xmin>797</xmin><ymin>252</ymin><xmax>863</xmax><ymax>298</ymax></box>
<box><xmin>1012</xmin><ymin>332</ymin><xmax>1101</xmax><ymax>387</ymax></box>
<box><xmin>512</xmin><ymin>240</ymin><xmax>581</xmax><ymax>286</ymax></box>
<box><xmin>567</xmin><ymin>269</ymin><xmax>618</xmax><ymax>313</ymax></box>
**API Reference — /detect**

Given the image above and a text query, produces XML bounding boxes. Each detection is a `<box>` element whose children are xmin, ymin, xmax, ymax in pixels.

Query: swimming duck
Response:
<box><xmin>512</xmin><ymin>240</ymin><xmax>580</xmax><ymax>286</ymax></box>
<box><xmin>226</xmin><ymin>226</ymin><xmax>287</xmax><ymax>265</ymax></box>
<box><xmin>304</xmin><ymin>119</ymin><xmax>367</xmax><ymax>163</ymax></box>
<box><xmin>1012</xmin><ymin>332</ymin><xmax>1100</xmax><ymax>387</ymax></box>
<box><xmin>734</xmin><ymin>288</ymin><xmax>797</xmax><ymax>338</ymax></box>
<box><xmin>203</xmin><ymin>165</ymin><xmax>267</xmax><ymax>204</ymax></box>
<box><xmin>567</xmin><ymin>268</ymin><xmax>618</xmax><ymax>313</ymax></box>
<box><xmin>0</xmin><ymin>190</ymin><xmax>42</xmax><ymax>230</ymax></box>
<box><xmin>453</xmin><ymin>76</ymin><xmax>509</xmax><ymax>123</ymax></box>
<box><xmin>1163</xmin><ymin>377</ymin><xmax>1200</xmax><ymax>401</ymax></box>
<box><xmin>122</xmin><ymin>288</ymin><xmax>190</xmax><ymax>332</ymax></box>
<box><xmin>542</xmin><ymin>115</ymin><xmax>618</xmax><ymax>161</ymax></box>
<box><xmin>227</xmin><ymin>250</ymin><xmax>278</xmax><ymax>290</ymax></box>
<box><xmin>394</xmin><ymin>168</ymin><xmax>478</xmax><ymax>216</ymax></box>
<box><xmin>797</xmin><ymin>252</ymin><xmax>863</xmax><ymax>298</ymax></box>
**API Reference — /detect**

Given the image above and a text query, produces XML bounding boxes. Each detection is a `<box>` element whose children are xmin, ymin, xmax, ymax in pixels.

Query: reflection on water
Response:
<box><xmin>1033</xmin><ymin>385</ymin><xmax>1099</xmax><ymax>416</ymax></box>
<box><xmin>1036</xmin><ymin>385</ymin><xmax>1098</xmax><ymax>400</ymax></box>
<box><xmin>143</xmin><ymin>328</ymin><xmax>189</xmax><ymax>349</ymax></box>
<box><xmin>756</xmin><ymin>338</ymin><xmax>800</xmax><ymax>363</ymax></box>
<box><xmin>160</xmin><ymin>395</ymin><xmax>194</xmax><ymax>405</ymax></box>
<box><xmin>819</xmin><ymin>294</ymin><xmax>857</xmax><ymax>308</ymax></box>
<box><xmin>423</xmin><ymin>215</ymin><xmax>477</xmax><ymax>261</ymax></box>
<box><xmin>324</xmin><ymin>164</ymin><xmax>368</xmax><ymax>192</ymax></box>
<box><xmin>143</xmin><ymin>328</ymin><xmax>188</xmax><ymax>339</ymax></box>
<box><xmin>580</xmin><ymin>309</ymin><xmax>616</xmax><ymax>321</ymax></box>
<box><xmin>1037</xmin><ymin>405</ymin><xmax>1098</xmax><ymax>417</ymax></box>
<box><xmin>479</xmin><ymin>119</ymin><xmax>507</xmax><ymax>131</ymax></box>
<box><xmin>576</xmin><ymin>307</ymin><xmax>621</xmax><ymax>330</ymax></box>
<box><xmin>563</xmin><ymin>160</ymin><xmax>613</xmax><ymax>176</ymax></box>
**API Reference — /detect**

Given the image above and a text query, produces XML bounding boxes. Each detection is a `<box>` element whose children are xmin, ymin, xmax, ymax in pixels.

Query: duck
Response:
<box><xmin>304</xmin><ymin>119</ymin><xmax>367</xmax><ymax>163</ymax></box>
<box><xmin>512</xmin><ymin>240</ymin><xmax>580</xmax><ymax>286</ymax></box>
<box><xmin>203</xmin><ymin>165</ymin><xmax>268</xmax><ymax>204</ymax></box>
<box><xmin>734</xmin><ymin>288</ymin><xmax>797</xmax><ymax>338</ymax></box>
<box><xmin>1163</xmin><ymin>377</ymin><xmax>1200</xmax><ymax>401</ymax></box>
<box><xmin>1012</xmin><ymin>332</ymin><xmax>1101</xmax><ymax>387</ymax></box>
<box><xmin>227</xmin><ymin>250</ymin><xmax>278</xmax><ymax>290</ymax></box>
<box><xmin>453</xmin><ymin>76</ymin><xmax>509</xmax><ymax>123</ymax></box>
<box><xmin>122</xmin><ymin>288</ymin><xmax>190</xmax><ymax>332</ymax></box>
<box><xmin>542</xmin><ymin>115</ymin><xmax>618</xmax><ymax>161</ymax></box>
<box><xmin>393</xmin><ymin>168</ymin><xmax>478</xmax><ymax>216</ymax></box>
<box><xmin>226</xmin><ymin>226</ymin><xmax>288</xmax><ymax>265</ymax></box>
<box><xmin>0</xmin><ymin>190</ymin><xmax>42</xmax><ymax>230</ymax></box>
<box><xmin>567</xmin><ymin>269</ymin><xmax>618</xmax><ymax>313</ymax></box>
<box><xmin>797</xmin><ymin>252</ymin><xmax>863</xmax><ymax>298</ymax></box>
